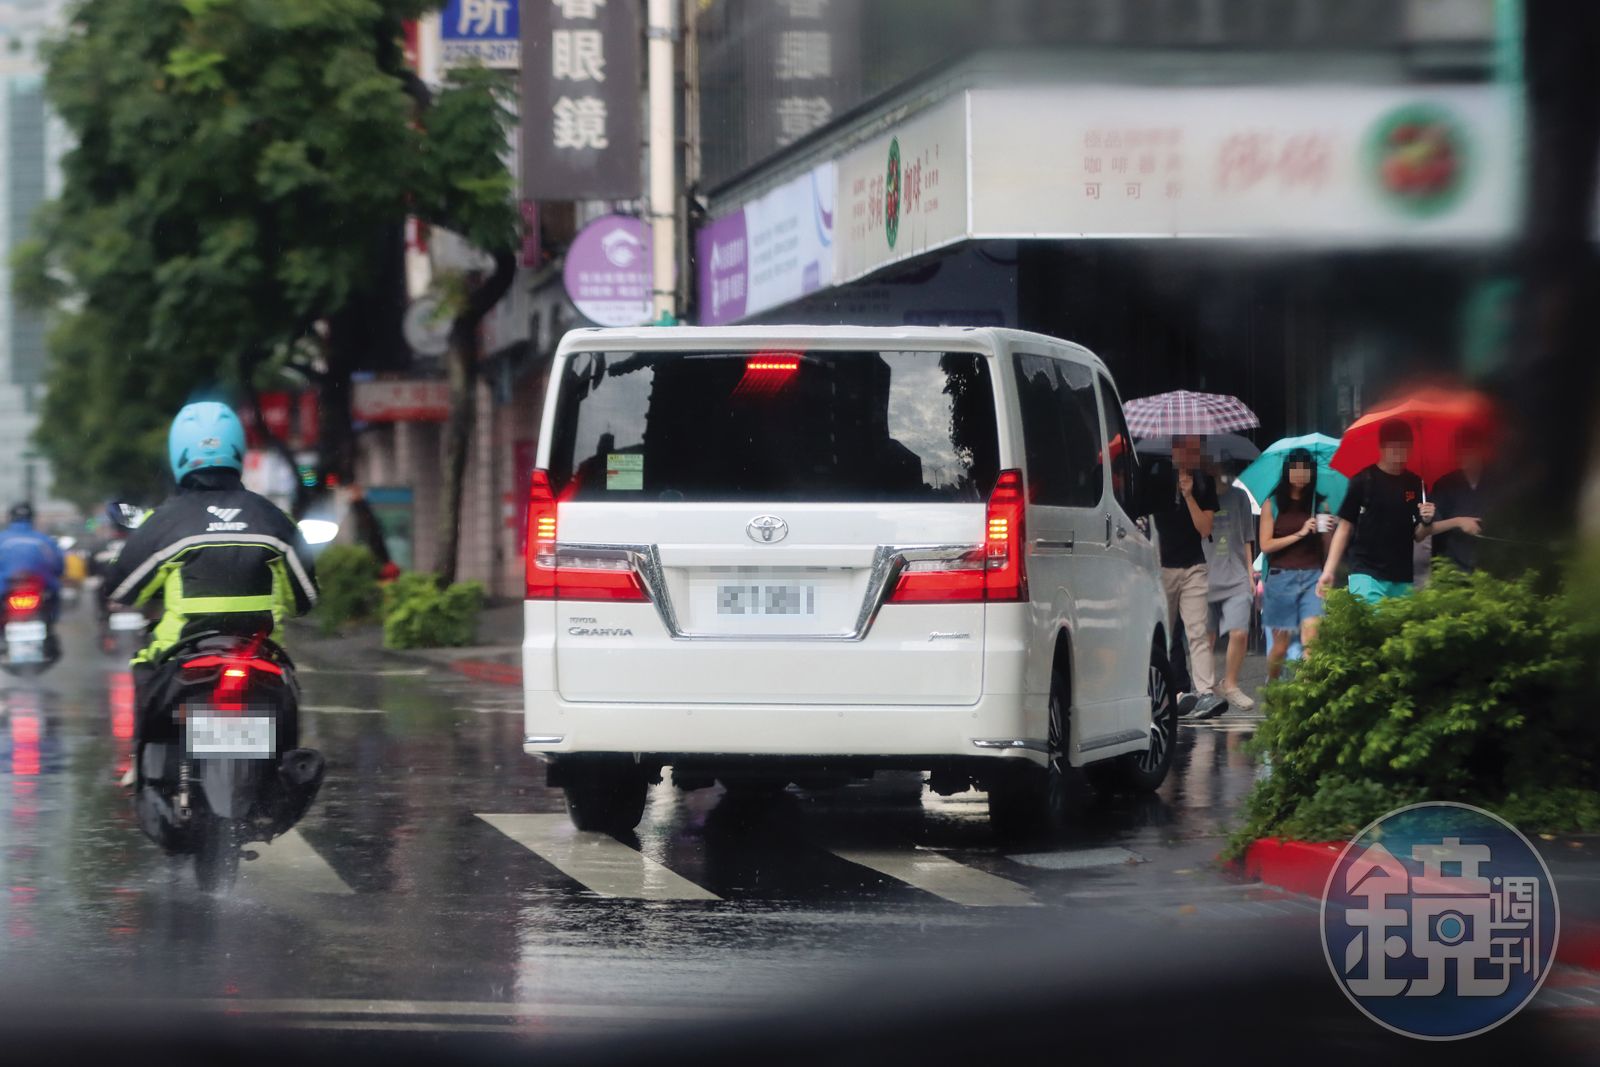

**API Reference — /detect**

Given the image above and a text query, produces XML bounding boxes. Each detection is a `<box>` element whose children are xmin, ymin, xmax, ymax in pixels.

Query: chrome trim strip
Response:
<box><xmin>971</xmin><ymin>738</ymin><xmax>1051</xmax><ymax>754</ymax></box>
<box><xmin>524</xmin><ymin>735</ymin><xmax>565</xmax><ymax>745</ymax></box>
<box><xmin>557</xmin><ymin>542</ymin><xmax>978</xmax><ymax>643</ymax></box>
<box><xmin>1079</xmin><ymin>728</ymin><xmax>1147</xmax><ymax>753</ymax></box>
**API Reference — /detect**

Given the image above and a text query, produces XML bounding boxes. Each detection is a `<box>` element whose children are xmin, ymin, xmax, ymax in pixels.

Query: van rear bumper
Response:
<box><xmin>521</xmin><ymin>688</ymin><xmax>1043</xmax><ymax>765</ymax></box>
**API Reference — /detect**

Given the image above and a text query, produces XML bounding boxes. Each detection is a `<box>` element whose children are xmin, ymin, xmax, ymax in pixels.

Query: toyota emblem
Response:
<box><xmin>747</xmin><ymin>515</ymin><xmax>789</xmax><ymax>544</ymax></box>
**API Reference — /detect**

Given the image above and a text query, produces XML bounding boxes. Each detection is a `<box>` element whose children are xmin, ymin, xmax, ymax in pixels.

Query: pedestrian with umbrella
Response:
<box><xmin>1127</xmin><ymin>390</ymin><xmax>1260</xmax><ymax>719</ymax></box>
<box><xmin>1252</xmin><ymin>446</ymin><xmax>1336</xmax><ymax>682</ymax></box>
<box><xmin>1322</xmin><ymin>388</ymin><xmax>1497</xmax><ymax>604</ymax></box>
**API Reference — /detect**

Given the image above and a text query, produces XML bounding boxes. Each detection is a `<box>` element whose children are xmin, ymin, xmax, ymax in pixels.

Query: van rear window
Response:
<box><xmin>548</xmin><ymin>350</ymin><xmax>1000</xmax><ymax>503</ymax></box>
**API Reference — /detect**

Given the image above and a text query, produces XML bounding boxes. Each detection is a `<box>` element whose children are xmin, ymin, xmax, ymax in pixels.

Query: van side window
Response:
<box><xmin>1097</xmin><ymin>373</ymin><xmax>1140</xmax><ymax>518</ymax></box>
<box><xmin>1012</xmin><ymin>354</ymin><xmax>1104</xmax><ymax>509</ymax></box>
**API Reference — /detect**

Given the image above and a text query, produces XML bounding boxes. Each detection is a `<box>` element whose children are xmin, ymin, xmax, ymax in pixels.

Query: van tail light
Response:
<box><xmin>982</xmin><ymin>469</ymin><xmax>1028</xmax><ymax>602</ymax></box>
<box><xmin>525</xmin><ymin>470</ymin><xmax>649</xmax><ymax>603</ymax></box>
<box><xmin>889</xmin><ymin>469</ymin><xmax>1027</xmax><ymax>604</ymax></box>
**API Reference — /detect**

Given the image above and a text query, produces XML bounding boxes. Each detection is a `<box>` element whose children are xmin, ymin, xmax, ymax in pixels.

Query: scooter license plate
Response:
<box><xmin>5</xmin><ymin>621</ymin><xmax>46</xmax><ymax>642</ymax></box>
<box><xmin>187</xmin><ymin>713</ymin><xmax>276</xmax><ymax>758</ymax></box>
<box><xmin>109</xmin><ymin>611</ymin><xmax>145</xmax><ymax>632</ymax></box>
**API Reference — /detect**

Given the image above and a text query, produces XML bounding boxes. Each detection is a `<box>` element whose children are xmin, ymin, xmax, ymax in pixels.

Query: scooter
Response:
<box><xmin>0</xmin><ymin>578</ymin><xmax>61</xmax><ymax>676</ymax></box>
<box><xmin>132</xmin><ymin>631</ymin><xmax>325</xmax><ymax>890</ymax></box>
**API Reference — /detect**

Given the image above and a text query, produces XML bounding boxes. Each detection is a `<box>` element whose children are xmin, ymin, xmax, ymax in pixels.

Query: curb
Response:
<box><xmin>1239</xmin><ymin>837</ymin><xmax>1600</xmax><ymax>974</ymax></box>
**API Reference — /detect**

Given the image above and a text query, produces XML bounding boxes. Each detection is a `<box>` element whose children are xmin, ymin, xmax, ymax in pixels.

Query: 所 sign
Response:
<box><xmin>967</xmin><ymin>85</ymin><xmax>1518</xmax><ymax>241</ymax></box>
<box><xmin>440</xmin><ymin>0</ymin><xmax>520</xmax><ymax>70</ymax></box>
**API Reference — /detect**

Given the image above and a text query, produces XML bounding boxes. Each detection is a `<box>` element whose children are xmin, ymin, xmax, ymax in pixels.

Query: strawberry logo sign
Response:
<box><xmin>1368</xmin><ymin>104</ymin><xmax>1470</xmax><ymax>219</ymax></box>
<box><xmin>884</xmin><ymin>137</ymin><xmax>902</xmax><ymax>250</ymax></box>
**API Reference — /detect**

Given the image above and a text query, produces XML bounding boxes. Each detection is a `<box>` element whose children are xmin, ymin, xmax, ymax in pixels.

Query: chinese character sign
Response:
<box><xmin>521</xmin><ymin>0</ymin><xmax>640</xmax><ymax>200</ymax></box>
<box><xmin>1321</xmin><ymin>803</ymin><xmax>1560</xmax><ymax>1040</ymax></box>
<box><xmin>563</xmin><ymin>215</ymin><xmax>653</xmax><ymax>327</ymax></box>
<box><xmin>441</xmin><ymin>0</ymin><xmax>521</xmax><ymax>70</ymax></box>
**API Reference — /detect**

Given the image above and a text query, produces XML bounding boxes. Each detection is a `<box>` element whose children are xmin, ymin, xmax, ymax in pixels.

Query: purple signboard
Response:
<box><xmin>563</xmin><ymin>215</ymin><xmax>653</xmax><ymax>327</ymax></box>
<box><xmin>697</xmin><ymin>211</ymin><xmax>749</xmax><ymax>326</ymax></box>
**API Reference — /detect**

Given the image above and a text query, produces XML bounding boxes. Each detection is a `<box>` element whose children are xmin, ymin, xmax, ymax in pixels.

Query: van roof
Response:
<box><xmin>555</xmin><ymin>325</ymin><xmax>1109</xmax><ymax>373</ymax></box>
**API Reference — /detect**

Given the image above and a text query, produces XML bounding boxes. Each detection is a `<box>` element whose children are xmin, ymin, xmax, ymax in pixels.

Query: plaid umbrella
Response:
<box><xmin>1124</xmin><ymin>390</ymin><xmax>1260</xmax><ymax>438</ymax></box>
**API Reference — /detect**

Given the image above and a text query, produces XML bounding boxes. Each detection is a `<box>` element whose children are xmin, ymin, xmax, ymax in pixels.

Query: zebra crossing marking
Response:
<box><xmin>830</xmin><ymin>847</ymin><xmax>1037</xmax><ymax>907</ymax></box>
<box><xmin>478</xmin><ymin>813</ymin><xmax>720</xmax><ymax>901</ymax></box>
<box><xmin>240</xmin><ymin>828</ymin><xmax>355</xmax><ymax>896</ymax></box>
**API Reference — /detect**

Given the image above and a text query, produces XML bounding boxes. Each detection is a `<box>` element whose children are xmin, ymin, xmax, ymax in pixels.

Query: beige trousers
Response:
<box><xmin>1162</xmin><ymin>564</ymin><xmax>1214</xmax><ymax>696</ymax></box>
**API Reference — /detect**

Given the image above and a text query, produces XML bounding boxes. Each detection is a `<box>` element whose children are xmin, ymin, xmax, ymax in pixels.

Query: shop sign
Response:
<box><xmin>967</xmin><ymin>85</ymin><xmax>1518</xmax><ymax>241</ymax></box>
<box><xmin>520</xmin><ymin>0</ymin><xmax>641</xmax><ymax>200</ymax></box>
<box><xmin>353</xmin><ymin>380</ymin><xmax>452</xmax><ymax>423</ymax></box>
<box><xmin>440</xmin><ymin>0</ymin><xmax>520</xmax><ymax>69</ymax></box>
<box><xmin>697</xmin><ymin>162</ymin><xmax>836</xmax><ymax>325</ymax></box>
<box><xmin>835</xmin><ymin>94</ymin><xmax>970</xmax><ymax>282</ymax></box>
<box><xmin>563</xmin><ymin>215</ymin><xmax>653</xmax><ymax>327</ymax></box>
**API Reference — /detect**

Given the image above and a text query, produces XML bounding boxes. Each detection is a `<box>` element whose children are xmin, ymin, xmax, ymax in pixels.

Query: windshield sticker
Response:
<box><xmin>606</xmin><ymin>453</ymin><xmax>644</xmax><ymax>491</ymax></box>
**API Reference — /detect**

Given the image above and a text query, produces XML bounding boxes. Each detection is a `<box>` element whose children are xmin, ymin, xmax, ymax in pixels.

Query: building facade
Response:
<box><xmin>692</xmin><ymin>0</ymin><xmax>1517</xmax><ymax>446</ymax></box>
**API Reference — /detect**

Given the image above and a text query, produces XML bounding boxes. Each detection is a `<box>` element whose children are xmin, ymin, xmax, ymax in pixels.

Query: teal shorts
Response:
<box><xmin>1348</xmin><ymin>574</ymin><xmax>1413</xmax><ymax>605</ymax></box>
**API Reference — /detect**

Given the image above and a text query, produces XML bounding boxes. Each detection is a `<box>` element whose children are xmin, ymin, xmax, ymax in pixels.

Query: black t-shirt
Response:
<box><xmin>1336</xmin><ymin>465</ymin><xmax>1424</xmax><ymax>583</ymax></box>
<box><xmin>1431</xmin><ymin>469</ymin><xmax>1482</xmax><ymax>572</ymax></box>
<box><xmin>1142</xmin><ymin>458</ymin><xmax>1219</xmax><ymax>569</ymax></box>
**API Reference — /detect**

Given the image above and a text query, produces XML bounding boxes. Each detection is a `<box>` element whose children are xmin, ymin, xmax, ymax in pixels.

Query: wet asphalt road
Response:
<box><xmin>2</xmin><ymin>602</ymin><xmax>1597</xmax><ymax>1048</ymax></box>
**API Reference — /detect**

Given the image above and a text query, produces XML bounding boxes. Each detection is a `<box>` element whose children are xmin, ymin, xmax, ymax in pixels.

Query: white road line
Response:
<box><xmin>297</xmin><ymin>667</ymin><xmax>430</xmax><ymax>677</ymax></box>
<box><xmin>830</xmin><ymin>847</ymin><xmax>1036</xmax><ymax>907</ymax></box>
<box><xmin>301</xmin><ymin>705</ymin><xmax>388</xmax><ymax>715</ymax></box>
<box><xmin>239</xmin><ymin>828</ymin><xmax>355</xmax><ymax>896</ymax></box>
<box><xmin>477</xmin><ymin>813</ymin><xmax>719</xmax><ymax>901</ymax></box>
<box><xmin>1007</xmin><ymin>846</ymin><xmax>1144</xmax><ymax>870</ymax></box>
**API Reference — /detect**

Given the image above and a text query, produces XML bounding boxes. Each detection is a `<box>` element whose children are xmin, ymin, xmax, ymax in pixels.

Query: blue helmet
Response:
<box><xmin>168</xmin><ymin>402</ymin><xmax>246</xmax><ymax>483</ymax></box>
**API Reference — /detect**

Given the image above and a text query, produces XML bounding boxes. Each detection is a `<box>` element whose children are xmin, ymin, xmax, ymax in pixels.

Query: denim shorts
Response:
<box><xmin>1262</xmin><ymin>567</ymin><xmax>1324</xmax><ymax>632</ymax></box>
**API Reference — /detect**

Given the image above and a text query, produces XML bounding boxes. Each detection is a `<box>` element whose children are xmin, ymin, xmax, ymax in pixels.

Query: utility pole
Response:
<box><xmin>647</xmin><ymin>0</ymin><xmax>678</xmax><ymax>324</ymax></box>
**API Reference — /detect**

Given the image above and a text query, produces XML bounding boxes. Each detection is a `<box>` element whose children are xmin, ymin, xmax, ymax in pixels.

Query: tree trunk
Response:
<box><xmin>1492</xmin><ymin>0</ymin><xmax>1600</xmax><ymax>557</ymax></box>
<box><xmin>436</xmin><ymin>249</ymin><xmax>518</xmax><ymax>587</ymax></box>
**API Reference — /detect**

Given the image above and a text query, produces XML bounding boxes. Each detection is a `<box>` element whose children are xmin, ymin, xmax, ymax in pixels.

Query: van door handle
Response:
<box><xmin>1033</xmin><ymin>537</ymin><xmax>1074</xmax><ymax>552</ymax></box>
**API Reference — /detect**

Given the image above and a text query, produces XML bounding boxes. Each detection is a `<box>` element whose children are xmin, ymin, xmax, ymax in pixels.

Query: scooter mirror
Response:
<box><xmin>107</xmin><ymin>502</ymin><xmax>147</xmax><ymax>530</ymax></box>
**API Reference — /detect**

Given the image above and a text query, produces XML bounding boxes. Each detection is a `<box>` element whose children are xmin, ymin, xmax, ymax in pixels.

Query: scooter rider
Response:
<box><xmin>0</xmin><ymin>502</ymin><xmax>66</xmax><ymax>618</ymax></box>
<box><xmin>103</xmin><ymin>402</ymin><xmax>319</xmax><ymax>754</ymax></box>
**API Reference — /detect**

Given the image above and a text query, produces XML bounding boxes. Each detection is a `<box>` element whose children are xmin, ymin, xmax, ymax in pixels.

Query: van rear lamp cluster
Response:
<box><xmin>888</xmin><ymin>469</ymin><xmax>1028</xmax><ymax>605</ymax></box>
<box><xmin>525</xmin><ymin>470</ymin><xmax>650</xmax><ymax>603</ymax></box>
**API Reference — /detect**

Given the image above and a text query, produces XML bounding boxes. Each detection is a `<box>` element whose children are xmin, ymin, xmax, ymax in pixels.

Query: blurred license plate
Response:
<box><xmin>716</xmin><ymin>583</ymin><xmax>817</xmax><ymax>617</ymax></box>
<box><xmin>8</xmin><ymin>641</ymin><xmax>42</xmax><ymax>664</ymax></box>
<box><xmin>109</xmin><ymin>612</ymin><xmax>145</xmax><ymax>632</ymax></box>
<box><xmin>187</xmin><ymin>714</ymin><xmax>275</xmax><ymax>757</ymax></box>
<box><xmin>5</xmin><ymin>621</ymin><xmax>45</xmax><ymax>642</ymax></box>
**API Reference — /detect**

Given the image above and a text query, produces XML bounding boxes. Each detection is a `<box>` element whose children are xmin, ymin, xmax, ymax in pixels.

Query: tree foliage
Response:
<box><xmin>1228</xmin><ymin>563</ymin><xmax>1600</xmax><ymax>855</ymax></box>
<box><xmin>17</xmin><ymin>0</ymin><xmax>518</xmax><ymax>507</ymax></box>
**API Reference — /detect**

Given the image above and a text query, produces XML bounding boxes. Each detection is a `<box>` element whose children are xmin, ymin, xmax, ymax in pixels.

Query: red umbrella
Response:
<box><xmin>1330</xmin><ymin>387</ymin><xmax>1499</xmax><ymax>494</ymax></box>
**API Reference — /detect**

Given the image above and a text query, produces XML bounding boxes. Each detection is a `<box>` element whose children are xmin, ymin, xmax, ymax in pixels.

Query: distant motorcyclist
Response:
<box><xmin>0</xmin><ymin>502</ymin><xmax>66</xmax><ymax>618</ymax></box>
<box><xmin>103</xmin><ymin>403</ymin><xmax>318</xmax><ymax>753</ymax></box>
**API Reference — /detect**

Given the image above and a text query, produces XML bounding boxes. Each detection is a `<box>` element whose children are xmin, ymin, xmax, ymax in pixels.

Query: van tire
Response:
<box><xmin>564</xmin><ymin>762</ymin><xmax>648</xmax><ymax>834</ymax></box>
<box><xmin>987</xmin><ymin>665</ymin><xmax>1093</xmax><ymax>839</ymax></box>
<box><xmin>1089</xmin><ymin>638</ymin><xmax>1178</xmax><ymax>795</ymax></box>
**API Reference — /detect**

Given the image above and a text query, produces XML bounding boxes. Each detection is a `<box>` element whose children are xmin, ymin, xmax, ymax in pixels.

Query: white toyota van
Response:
<box><xmin>522</xmin><ymin>327</ymin><xmax>1173</xmax><ymax>836</ymax></box>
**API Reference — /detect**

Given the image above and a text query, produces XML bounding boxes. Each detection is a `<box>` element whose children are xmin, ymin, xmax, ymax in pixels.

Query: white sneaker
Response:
<box><xmin>1221</xmin><ymin>687</ymin><xmax>1256</xmax><ymax>712</ymax></box>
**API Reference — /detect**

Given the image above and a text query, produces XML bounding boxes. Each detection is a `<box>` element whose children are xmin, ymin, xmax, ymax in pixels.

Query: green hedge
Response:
<box><xmin>382</xmin><ymin>572</ymin><xmax>486</xmax><ymax>649</ymax></box>
<box><xmin>313</xmin><ymin>544</ymin><xmax>383</xmax><ymax>634</ymax></box>
<box><xmin>1228</xmin><ymin>561</ymin><xmax>1600</xmax><ymax>857</ymax></box>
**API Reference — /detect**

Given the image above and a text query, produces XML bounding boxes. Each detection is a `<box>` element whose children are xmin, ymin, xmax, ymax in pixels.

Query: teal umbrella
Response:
<box><xmin>1237</xmin><ymin>433</ymin><xmax>1348</xmax><ymax>516</ymax></box>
